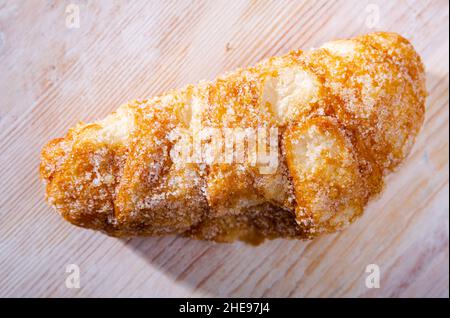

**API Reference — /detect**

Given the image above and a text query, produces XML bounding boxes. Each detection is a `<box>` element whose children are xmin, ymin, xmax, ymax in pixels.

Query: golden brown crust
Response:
<box><xmin>40</xmin><ymin>32</ymin><xmax>426</xmax><ymax>243</ymax></box>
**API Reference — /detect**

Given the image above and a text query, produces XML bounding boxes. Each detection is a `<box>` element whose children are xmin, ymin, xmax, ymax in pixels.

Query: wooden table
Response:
<box><xmin>0</xmin><ymin>0</ymin><xmax>448</xmax><ymax>297</ymax></box>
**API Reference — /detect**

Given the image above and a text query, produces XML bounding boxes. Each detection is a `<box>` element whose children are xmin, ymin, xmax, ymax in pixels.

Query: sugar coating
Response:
<box><xmin>40</xmin><ymin>32</ymin><xmax>426</xmax><ymax>243</ymax></box>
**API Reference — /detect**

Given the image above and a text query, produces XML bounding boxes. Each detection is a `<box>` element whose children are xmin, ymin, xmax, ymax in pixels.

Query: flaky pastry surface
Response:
<box><xmin>40</xmin><ymin>32</ymin><xmax>426</xmax><ymax>244</ymax></box>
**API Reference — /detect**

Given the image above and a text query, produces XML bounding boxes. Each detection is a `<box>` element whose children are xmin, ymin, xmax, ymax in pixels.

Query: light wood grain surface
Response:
<box><xmin>0</xmin><ymin>0</ymin><xmax>448</xmax><ymax>298</ymax></box>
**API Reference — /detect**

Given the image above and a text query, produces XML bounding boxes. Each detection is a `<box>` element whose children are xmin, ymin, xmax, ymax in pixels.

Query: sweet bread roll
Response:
<box><xmin>40</xmin><ymin>32</ymin><xmax>426</xmax><ymax>244</ymax></box>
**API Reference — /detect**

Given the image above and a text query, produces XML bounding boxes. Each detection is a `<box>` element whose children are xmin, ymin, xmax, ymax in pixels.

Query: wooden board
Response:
<box><xmin>0</xmin><ymin>0</ymin><xmax>448</xmax><ymax>297</ymax></box>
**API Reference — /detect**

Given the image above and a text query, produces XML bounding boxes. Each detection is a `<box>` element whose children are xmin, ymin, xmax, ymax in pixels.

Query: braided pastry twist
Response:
<box><xmin>40</xmin><ymin>32</ymin><xmax>426</xmax><ymax>244</ymax></box>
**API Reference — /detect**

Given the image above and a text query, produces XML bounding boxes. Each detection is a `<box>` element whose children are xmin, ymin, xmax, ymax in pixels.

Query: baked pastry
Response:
<box><xmin>40</xmin><ymin>32</ymin><xmax>426</xmax><ymax>244</ymax></box>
